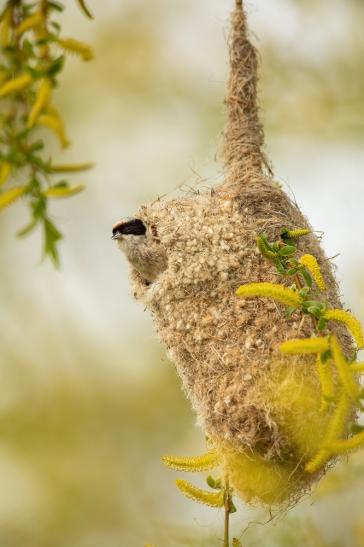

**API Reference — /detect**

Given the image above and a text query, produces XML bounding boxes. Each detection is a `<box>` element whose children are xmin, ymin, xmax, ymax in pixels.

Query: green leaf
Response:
<box><xmin>43</xmin><ymin>217</ymin><xmax>63</xmax><ymax>266</ymax></box>
<box><xmin>317</xmin><ymin>317</ymin><xmax>328</xmax><ymax>331</ymax></box>
<box><xmin>28</xmin><ymin>141</ymin><xmax>44</xmax><ymax>152</ymax></box>
<box><xmin>22</xmin><ymin>39</ymin><xmax>35</xmax><ymax>58</ymax></box>
<box><xmin>36</xmin><ymin>35</ymin><xmax>57</xmax><ymax>46</ymax></box>
<box><xmin>286</xmin><ymin>306</ymin><xmax>297</xmax><ymax>318</ymax></box>
<box><xmin>17</xmin><ymin>218</ymin><xmax>38</xmax><ymax>238</ymax></box>
<box><xmin>48</xmin><ymin>1</ymin><xmax>64</xmax><ymax>11</ymax></box>
<box><xmin>28</xmin><ymin>154</ymin><xmax>48</xmax><ymax>170</ymax></box>
<box><xmin>279</xmin><ymin>245</ymin><xmax>296</xmax><ymax>256</ymax></box>
<box><xmin>287</xmin><ymin>267</ymin><xmax>299</xmax><ymax>276</ymax></box>
<box><xmin>50</xmin><ymin>21</ymin><xmax>61</xmax><ymax>33</ymax></box>
<box><xmin>53</xmin><ymin>180</ymin><xmax>69</xmax><ymax>189</ymax></box>
<box><xmin>299</xmin><ymin>287</ymin><xmax>310</xmax><ymax>299</ymax></box>
<box><xmin>274</xmin><ymin>258</ymin><xmax>286</xmax><ymax>275</ymax></box>
<box><xmin>229</xmin><ymin>499</ymin><xmax>237</xmax><ymax>513</ymax></box>
<box><xmin>206</xmin><ymin>476</ymin><xmax>222</xmax><ymax>490</ymax></box>
<box><xmin>31</xmin><ymin>196</ymin><xmax>46</xmax><ymax>219</ymax></box>
<box><xmin>46</xmin><ymin>55</ymin><xmax>65</xmax><ymax>77</ymax></box>
<box><xmin>321</xmin><ymin>349</ymin><xmax>332</xmax><ymax>363</ymax></box>
<box><xmin>307</xmin><ymin>306</ymin><xmax>323</xmax><ymax>318</ymax></box>
<box><xmin>301</xmin><ymin>268</ymin><xmax>313</xmax><ymax>288</ymax></box>
<box><xmin>76</xmin><ymin>0</ymin><xmax>94</xmax><ymax>19</ymax></box>
<box><xmin>303</xmin><ymin>300</ymin><xmax>325</xmax><ymax>311</ymax></box>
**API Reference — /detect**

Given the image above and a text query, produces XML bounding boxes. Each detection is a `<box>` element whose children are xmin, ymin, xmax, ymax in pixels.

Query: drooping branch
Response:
<box><xmin>220</xmin><ymin>0</ymin><xmax>271</xmax><ymax>192</ymax></box>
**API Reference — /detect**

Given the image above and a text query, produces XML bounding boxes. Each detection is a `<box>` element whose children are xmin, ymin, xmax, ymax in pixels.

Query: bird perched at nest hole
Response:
<box><xmin>112</xmin><ymin>218</ymin><xmax>167</xmax><ymax>284</ymax></box>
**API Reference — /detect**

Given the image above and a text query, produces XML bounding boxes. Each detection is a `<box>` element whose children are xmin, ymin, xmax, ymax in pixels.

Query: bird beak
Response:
<box><xmin>111</xmin><ymin>231</ymin><xmax>123</xmax><ymax>240</ymax></box>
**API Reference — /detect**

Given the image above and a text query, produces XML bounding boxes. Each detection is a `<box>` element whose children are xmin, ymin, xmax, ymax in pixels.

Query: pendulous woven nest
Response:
<box><xmin>124</xmin><ymin>1</ymin><xmax>354</xmax><ymax>505</ymax></box>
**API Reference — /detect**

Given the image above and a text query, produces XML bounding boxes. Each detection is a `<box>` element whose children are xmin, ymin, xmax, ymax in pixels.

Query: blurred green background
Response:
<box><xmin>1</xmin><ymin>0</ymin><xmax>364</xmax><ymax>545</ymax></box>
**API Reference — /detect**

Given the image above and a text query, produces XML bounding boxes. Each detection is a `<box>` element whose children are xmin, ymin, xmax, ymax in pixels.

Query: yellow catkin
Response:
<box><xmin>326</xmin><ymin>393</ymin><xmax>352</xmax><ymax>444</ymax></box>
<box><xmin>305</xmin><ymin>448</ymin><xmax>330</xmax><ymax>474</ymax></box>
<box><xmin>43</xmin><ymin>185</ymin><xmax>84</xmax><ymax>198</ymax></box>
<box><xmin>317</xmin><ymin>354</ymin><xmax>335</xmax><ymax>410</ymax></box>
<box><xmin>299</xmin><ymin>254</ymin><xmax>327</xmax><ymax>291</ymax></box>
<box><xmin>330</xmin><ymin>336</ymin><xmax>360</xmax><ymax>400</ymax></box>
<box><xmin>0</xmin><ymin>73</ymin><xmax>32</xmax><ymax>97</ymax></box>
<box><xmin>14</xmin><ymin>11</ymin><xmax>43</xmax><ymax>37</ymax></box>
<box><xmin>0</xmin><ymin>161</ymin><xmax>11</xmax><ymax>186</ymax></box>
<box><xmin>324</xmin><ymin>309</ymin><xmax>364</xmax><ymax>349</ymax></box>
<box><xmin>306</xmin><ymin>392</ymin><xmax>351</xmax><ymax>473</ymax></box>
<box><xmin>236</xmin><ymin>282</ymin><xmax>301</xmax><ymax>307</ymax></box>
<box><xmin>328</xmin><ymin>430</ymin><xmax>364</xmax><ymax>454</ymax></box>
<box><xmin>38</xmin><ymin>108</ymin><xmax>70</xmax><ymax>147</ymax></box>
<box><xmin>162</xmin><ymin>451</ymin><xmax>220</xmax><ymax>472</ymax></box>
<box><xmin>280</xmin><ymin>337</ymin><xmax>329</xmax><ymax>354</ymax></box>
<box><xmin>175</xmin><ymin>479</ymin><xmax>224</xmax><ymax>508</ymax></box>
<box><xmin>0</xmin><ymin>7</ymin><xmax>12</xmax><ymax>47</ymax></box>
<box><xmin>351</xmin><ymin>362</ymin><xmax>364</xmax><ymax>372</ymax></box>
<box><xmin>50</xmin><ymin>162</ymin><xmax>94</xmax><ymax>173</ymax></box>
<box><xmin>34</xmin><ymin>25</ymin><xmax>49</xmax><ymax>57</ymax></box>
<box><xmin>27</xmin><ymin>78</ymin><xmax>52</xmax><ymax>128</ymax></box>
<box><xmin>57</xmin><ymin>37</ymin><xmax>94</xmax><ymax>61</ymax></box>
<box><xmin>286</xmin><ymin>228</ymin><xmax>311</xmax><ymax>239</ymax></box>
<box><xmin>0</xmin><ymin>186</ymin><xmax>26</xmax><ymax>210</ymax></box>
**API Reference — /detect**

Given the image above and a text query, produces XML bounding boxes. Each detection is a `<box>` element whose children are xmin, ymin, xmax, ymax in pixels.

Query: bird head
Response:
<box><xmin>112</xmin><ymin>217</ymin><xmax>167</xmax><ymax>284</ymax></box>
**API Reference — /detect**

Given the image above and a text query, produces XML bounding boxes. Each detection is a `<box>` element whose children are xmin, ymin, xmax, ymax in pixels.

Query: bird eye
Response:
<box><xmin>114</xmin><ymin>219</ymin><xmax>147</xmax><ymax>236</ymax></box>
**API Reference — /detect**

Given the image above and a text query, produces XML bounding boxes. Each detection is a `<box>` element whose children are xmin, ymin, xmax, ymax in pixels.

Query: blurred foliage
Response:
<box><xmin>261</xmin><ymin>0</ymin><xmax>364</xmax><ymax>139</ymax></box>
<box><xmin>0</xmin><ymin>0</ymin><xmax>93</xmax><ymax>265</ymax></box>
<box><xmin>0</xmin><ymin>355</ymin><xmax>200</xmax><ymax>546</ymax></box>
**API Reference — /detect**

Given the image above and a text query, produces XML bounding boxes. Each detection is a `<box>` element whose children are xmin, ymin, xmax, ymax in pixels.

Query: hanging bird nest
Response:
<box><xmin>120</xmin><ymin>0</ymin><xmax>363</xmax><ymax>507</ymax></box>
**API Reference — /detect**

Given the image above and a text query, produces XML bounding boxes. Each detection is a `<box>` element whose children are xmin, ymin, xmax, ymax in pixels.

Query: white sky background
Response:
<box><xmin>1</xmin><ymin>0</ymin><xmax>364</xmax><ymax>374</ymax></box>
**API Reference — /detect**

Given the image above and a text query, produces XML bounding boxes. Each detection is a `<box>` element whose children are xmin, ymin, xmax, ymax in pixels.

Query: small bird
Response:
<box><xmin>112</xmin><ymin>217</ymin><xmax>167</xmax><ymax>284</ymax></box>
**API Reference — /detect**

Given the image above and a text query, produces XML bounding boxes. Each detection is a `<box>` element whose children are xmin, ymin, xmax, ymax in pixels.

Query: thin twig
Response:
<box><xmin>224</xmin><ymin>476</ymin><xmax>230</xmax><ymax>547</ymax></box>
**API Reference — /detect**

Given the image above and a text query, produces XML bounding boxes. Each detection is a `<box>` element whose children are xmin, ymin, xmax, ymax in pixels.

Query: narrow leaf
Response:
<box><xmin>43</xmin><ymin>184</ymin><xmax>85</xmax><ymax>198</ymax></box>
<box><xmin>76</xmin><ymin>0</ymin><xmax>94</xmax><ymax>19</ymax></box>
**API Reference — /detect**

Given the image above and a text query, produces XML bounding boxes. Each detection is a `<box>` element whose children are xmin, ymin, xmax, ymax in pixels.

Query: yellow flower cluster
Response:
<box><xmin>176</xmin><ymin>479</ymin><xmax>225</xmax><ymax>508</ymax></box>
<box><xmin>236</xmin><ymin>247</ymin><xmax>364</xmax><ymax>476</ymax></box>
<box><xmin>280</xmin><ymin>332</ymin><xmax>363</xmax><ymax>473</ymax></box>
<box><xmin>236</xmin><ymin>282</ymin><xmax>301</xmax><ymax>307</ymax></box>
<box><xmin>324</xmin><ymin>309</ymin><xmax>364</xmax><ymax>348</ymax></box>
<box><xmin>280</xmin><ymin>337</ymin><xmax>329</xmax><ymax>354</ymax></box>
<box><xmin>299</xmin><ymin>254</ymin><xmax>327</xmax><ymax>290</ymax></box>
<box><xmin>162</xmin><ymin>451</ymin><xmax>220</xmax><ymax>472</ymax></box>
<box><xmin>285</xmin><ymin>228</ymin><xmax>311</xmax><ymax>239</ymax></box>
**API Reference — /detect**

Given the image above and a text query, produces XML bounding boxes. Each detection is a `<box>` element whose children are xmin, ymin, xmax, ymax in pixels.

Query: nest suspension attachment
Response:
<box><xmin>220</xmin><ymin>0</ymin><xmax>272</xmax><ymax>194</ymax></box>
